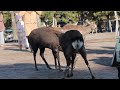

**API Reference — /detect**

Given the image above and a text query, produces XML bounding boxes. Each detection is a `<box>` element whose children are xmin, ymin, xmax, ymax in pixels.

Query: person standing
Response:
<box><xmin>18</xmin><ymin>11</ymin><xmax>41</xmax><ymax>49</ymax></box>
<box><xmin>0</xmin><ymin>11</ymin><xmax>5</xmax><ymax>47</ymax></box>
<box><xmin>14</xmin><ymin>11</ymin><xmax>29</xmax><ymax>50</ymax></box>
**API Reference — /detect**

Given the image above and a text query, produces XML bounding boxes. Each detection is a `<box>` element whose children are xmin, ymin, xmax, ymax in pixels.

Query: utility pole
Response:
<box><xmin>9</xmin><ymin>11</ymin><xmax>18</xmax><ymax>42</ymax></box>
<box><xmin>114</xmin><ymin>11</ymin><xmax>119</xmax><ymax>37</ymax></box>
<box><xmin>111</xmin><ymin>11</ymin><xmax>120</xmax><ymax>66</ymax></box>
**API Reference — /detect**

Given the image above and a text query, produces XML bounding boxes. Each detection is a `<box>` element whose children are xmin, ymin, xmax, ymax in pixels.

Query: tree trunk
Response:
<box><xmin>52</xmin><ymin>16</ymin><xmax>57</xmax><ymax>27</ymax></box>
<box><xmin>114</xmin><ymin>11</ymin><xmax>119</xmax><ymax>37</ymax></box>
<box><xmin>10</xmin><ymin>11</ymin><xmax>18</xmax><ymax>41</ymax></box>
<box><xmin>109</xmin><ymin>20</ymin><xmax>112</xmax><ymax>32</ymax></box>
<box><xmin>106</xmin><ymin>15</ymin><xmax>109</xmax><ymax>32</ymax></box>
<box><xmin>97</xmin><ymin>18</ymin><xmax>103</xmax><ymax>33</ymax></box>
<box><xmin>81</xmin><ymin>12</ymin><xmax>84</xmax><ymax>25</ymax></box>
<box><xmin>106</xmin><ymin>15</ymin><xmax>112</xmax><ymax>32</ymax></box>
<box><xmin>78</xmin><ymin>12</ymin><xmax>84</xmax><ymax>25</ymax></box>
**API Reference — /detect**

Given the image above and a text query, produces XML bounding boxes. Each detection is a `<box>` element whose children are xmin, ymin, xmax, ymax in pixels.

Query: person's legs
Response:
<box><xmin>24</xmin><ymin>36</ymin><xmax>29</xmax><ymax>49</ymax></box>
<box><xmin>19</xmin><ymin>41</ymin><xmax>22</xmax><ymax>50</ymax></box>
<box><xmin>17</xmin><ymin>31</ymin><xmax>24</xmax><ymax>50</ymax></box>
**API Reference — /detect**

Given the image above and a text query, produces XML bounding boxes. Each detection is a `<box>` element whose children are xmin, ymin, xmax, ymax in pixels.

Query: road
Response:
<box><xmin>0</xmin><ymin>32</ymin><xmax>118</xmax><ymax>79</ymax></box>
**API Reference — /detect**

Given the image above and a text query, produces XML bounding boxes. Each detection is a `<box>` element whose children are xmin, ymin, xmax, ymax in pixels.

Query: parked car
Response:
<box><xmin>4</xmin><ymin>28</ymin><xmax>14</xmax><ymax>42</ymax></box>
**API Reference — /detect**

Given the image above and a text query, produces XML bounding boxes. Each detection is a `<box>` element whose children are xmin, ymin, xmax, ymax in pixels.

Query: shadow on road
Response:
<box><xmin>86</xmin><ymin>46</ymin><xmax>114</xmax><ymax>66</ymax></box>
<box><xmin>86</xmin><ymin>46</ymin><xmax>114</xmax><ymax>55</ymax></box>
<box><xmin>0</xmin><ymin>63</ymin><xmax>66</xmax><ymax>79</ymax></box>
<box><xmin>89</xmin><ymin>57</ymin><xmax>112</xmax><ymax>66</ymax></box>
<box><xmin>3</xmin><ymin>47</ymin><xmax>31</xmax><ymax>52</ymax></box>
<box><xmin>0</xmin><ymin>63</ymin><xmax>118</xmax><ymax>79</ymax></box>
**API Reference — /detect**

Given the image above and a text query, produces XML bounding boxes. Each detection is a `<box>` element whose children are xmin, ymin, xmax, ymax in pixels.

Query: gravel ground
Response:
<box><xmin>0</xmin><ymin>32</ymin><xmax>118</xmax><ymax>79</ymax></box>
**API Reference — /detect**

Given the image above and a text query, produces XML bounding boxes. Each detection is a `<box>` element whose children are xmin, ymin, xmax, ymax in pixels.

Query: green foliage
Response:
<box><xmin>41</xmin><ymin>11</ymin><xmax>79</xmax><ymax>25</ymax></box>
<box><xmin>92</xmin><ymin>11</ymin><xmax>114</xmax><ymax>20</ymax></box>
<box><xmin>1</xmin><ymin>11</ymin><xmax>119</xmax><ymax>28</ymax></box>
<box><xmin>41</xmin><ymin>11</ymin><xmax>56</xmax><ymax>25</ymax></box>
<box><xmin>41</xmin><ymin>11</ymin><xmax>115</xmax><ymax>25</ymax></box>
<box><xmin>2</xmin><ymin>11</ymin><xmax>11</xmax><ymax>28</ymax></box>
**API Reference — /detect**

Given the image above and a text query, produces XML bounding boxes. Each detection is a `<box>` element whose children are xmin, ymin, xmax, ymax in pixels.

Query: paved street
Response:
<box><xmin>0</xmin><ymin>32</ymin><xmax>118</xmax><ymax>79</ymax></box>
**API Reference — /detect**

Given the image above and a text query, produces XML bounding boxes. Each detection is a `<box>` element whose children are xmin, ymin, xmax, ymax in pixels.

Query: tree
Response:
<box><xmin>114</xmin><ymin>11</ymin><xmax>119</xmax><ymax>37</ymax></box>
<box><xmin>91</xmin><ymin>11</ymin><xmax>114</xmax><ymax>32</ymax></box>
<box><xmin>41</xmin><ymin>11</ymin><xmax>79</xmax><ymax>26</ymax></box>
<box><xmin>9</xmin><ymin>11</ymin><xmax>18</xmax><ymax>41</ymax></box>
<box><xmin>101</xmin><ymin>11</ymin><xmax>113</xmax><ymax>32</ymax></box>
<box><xmin>24</xmin><ymin>11</ymin><xmax>120</xmax><ymax>33</ymax></box>
<box><xmin>2</xmin><ymin>11</ymin><xmax>11</xmax><ymax>28</ymax></box>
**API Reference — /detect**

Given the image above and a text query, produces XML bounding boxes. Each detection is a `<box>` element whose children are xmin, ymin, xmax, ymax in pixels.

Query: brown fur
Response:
<box><xmin>28</xmin><ymin>27</ymin><xmax>63</xmax><ymax>70</ymax></box>
<box><xmin>62</xmin><ymin>24</ymin><xmax>97</xmax><ymax>36</ymax></box>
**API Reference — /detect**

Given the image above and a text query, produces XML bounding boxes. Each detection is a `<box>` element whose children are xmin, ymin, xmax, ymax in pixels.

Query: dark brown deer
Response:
<box><xmin>59</xmin><ymin>30</ymin><xmax>95</xmax><ymax>79</ymax></box>
<box><xmin>28</xmin><ymin>27</ymin><xmax>63</xmax><ymax>71</ymax></box>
